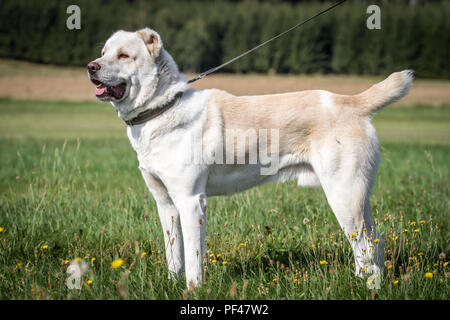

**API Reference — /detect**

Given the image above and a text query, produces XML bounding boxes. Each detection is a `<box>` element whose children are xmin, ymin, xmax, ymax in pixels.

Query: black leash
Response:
<box><xmin>188</xmin><ymin>0</ymin><xmax>347</xmax><ymax>84</ymax></box>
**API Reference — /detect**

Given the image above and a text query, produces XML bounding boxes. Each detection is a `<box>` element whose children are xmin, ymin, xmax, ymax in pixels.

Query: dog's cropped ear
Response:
<box><xmin>137</xmin><ymin>28</ymin><xmax>162</xmax><ymax>57</ymax></box>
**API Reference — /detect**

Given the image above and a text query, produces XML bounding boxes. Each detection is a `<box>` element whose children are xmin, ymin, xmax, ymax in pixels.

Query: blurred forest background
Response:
<box><xmin>0</xmin><ymin>0</ymin><xmax>448</xmax><ymax>78</ymax></box>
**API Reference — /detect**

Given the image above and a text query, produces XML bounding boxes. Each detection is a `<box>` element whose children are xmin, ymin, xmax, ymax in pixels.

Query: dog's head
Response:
<box><xmin>87</xmin><ymin>28</ymin><xmax>170</xmax><ymax>111</ymax></box>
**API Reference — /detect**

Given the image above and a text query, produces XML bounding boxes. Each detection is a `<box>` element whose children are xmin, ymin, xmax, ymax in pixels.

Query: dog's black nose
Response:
<box><xmin>87</xmin><ymin>61</ymin><xmax>101</xmax><ymax>74</ymax></box>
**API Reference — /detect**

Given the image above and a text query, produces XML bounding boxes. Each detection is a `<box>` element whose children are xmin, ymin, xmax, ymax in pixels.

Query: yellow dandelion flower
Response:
<box><xmin>374</xmin><ymin>239</ymin><xmax>380</xmax><ymax>243</ymax></box>
<box><xmin>424</xmin><ymin>272</ymin><xmax>433</xmax><ymax>278</ymax></box>
<box><xmin>17</xmin><ymin>262</ymin><xmax>23</xmax><ymax>267</ymax></box>
<box><xmin>366</xmin><ymin>237</ymin><xmax>372</xmax><ymax>241</ymax></box>
<box><xmin>222</xmin><ymin>261</ymin><xmax>228</xmax><ymax>265</ymax></box>
<box><xmin>444</xmin><ymin>262</ymin><xmax>449</xmax><ymax>267</ymax></box>
<box><xmin>363</xmin><ymin>228</ymin><xmax>367</xmax><ymax>232</ymax></box>
<box><xmin>327</xmin><ymin>253</ymin><xmax>332</xmax><ymax>257</ymax></box>
<box><xmin>156</xmin><ymin>260</ymin><xmax>161</xmax><ymax>264</ymax></box>
<box><xmin>111</xmin><ymin>258</ymin><xmax>124</xmax><ymax>268</ymax></box>
<box><xmin>403</xmin><ymin>229</ymin><xmax>408</xmax><ymax>233</ymax></box>
<box><xmin>355</xmin><ymin>229</ymin><xmax>359</xmax><ymax>234</ymax></box>
<box><xmin>419</xmin><ymin>220</ymin><xmax>426</xmax><ymax>224</ymax></box>
<box><xmin>75</xmin><ymin>257</ymin><xmax>81</xmax><ymax>262</ymax></box>
<box><xmin>362</xmin><ymin>249</ymin><xmax>366</xmax><ymax>253</ymax></box>
<box><xmin>87</xmin><ymin>280</ymin><xmax>93</xmax><ymax>285</ymax></box>
<box><xmin>349</xmin><ymin>232</ymin><xmax>356</xmax><ymax>237</ymax></box>
<box><xmin>293</xmin><ymin>278</ymin><xmax>298</xmax><ymax>283</ymax></box>
<box><xmin>433</xmin><ymin>264</ymin><xmax>438</xmax><ymax>267</ymax></box>
<box><xmin>68</xmin><ymin>250</ymin><xmax>72</xmax><ymax>254</ymax></box>
<box><xmin>216</xmin><ymin>253</ymin><xmax>222</xmax><ymax>258</ymax></box>
<box><xmin>91</xmin><ymin>257</ymin><xmax>96</xmax><ymax>262</ymax></box>
<box><xmin>387</xmin><ymin>265</ymin><xmax>393</xmax><ymax>270</ymax></box>
<box><xmin>141</xmin><ymin>252</ymin><xmax>147</xmax><ymax>257</ymax></box>
<box><xmin>410</xmin><ymin>221</ymin><xmax>416</xmax><ymax>226</ymax></box>
<box><xmin>272</xmin><ymin>278</ymin><xmax>278</xmax><ymax>282</ymax></box>
<box><xmin>209</xmin><ymin>253</ymin><xmax>215</xmax><ymax>257</ymax></box>
<box><xmin>84</xmin><ymin>255</ymin><xmax>89</xmax><ymax>259</ymax></box>
<box><xmin>393</xmin><ymin>236</ymin><xmax>399</xmax><ymax>241</ymax></box>
<box><xmin>64</xmin><ymin>260</ymin><xmax>70</xmax><ymax>265</ymax></box>
<box><xmin>239</xmin><ymin>243</ymin><xmax>245</xmax><ymax>246</ymax></box>
<box><xmin>42</xmin><ymin>245</ymin><xmax>48</xmax><ymax>249</ymax></box>
<box><xmin>414</xmin><ymin>229</ymin><xmax>420</xmax><ymax>233</ymax></box>
<box><xmin>418</xmin><ymin>252</ymin><xmax>423</xmax><ymax>256</ymax></box>
<box><xmin>319</xmin><ymin>260</ymin><xmax>328</xmax><ymax>265</ymax></box>
<box><xmin>361</xmin><ymin>268</ymin><xmax>367</xmax><ymax>273</ymax></box>
<box><xmin>0</xmin><ymin>227</ymin><xmax>4</xmax><ymax>232</ymax></box>
<box><xmin>393</xmin><ymin>280</ymin><xmax>399</xmax><ymax>285</ymax></box>
<box><xmin>212</xmin><ymin>259</ymin><xmax>217</xmax><ymax>264</ymax></box>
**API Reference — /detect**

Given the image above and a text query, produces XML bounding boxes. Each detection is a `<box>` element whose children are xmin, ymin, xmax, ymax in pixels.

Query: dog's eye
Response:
<box><xmin>118</xmin><ymin>53</ymin><xmax>129</xmax><ymax>59</ymax></box>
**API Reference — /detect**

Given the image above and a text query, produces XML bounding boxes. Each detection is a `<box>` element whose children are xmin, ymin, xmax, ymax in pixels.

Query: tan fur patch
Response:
<box><xmin>206</xmin><ymin>89</ymin><xmax>338</xmax><ymax>159</ymax></box>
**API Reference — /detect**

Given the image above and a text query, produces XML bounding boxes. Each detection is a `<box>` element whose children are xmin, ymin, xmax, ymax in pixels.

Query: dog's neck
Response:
<box><xmin>113</xmin><ymin>48</ymin><xmax>189</xmax><ymax>122</ymax></box>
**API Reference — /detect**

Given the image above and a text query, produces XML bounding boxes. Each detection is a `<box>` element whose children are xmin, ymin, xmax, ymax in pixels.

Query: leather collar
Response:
<box><xmin>124</xmin><ymin>91</ymin><xmax>183</xmax><ymax>126</ymax></box>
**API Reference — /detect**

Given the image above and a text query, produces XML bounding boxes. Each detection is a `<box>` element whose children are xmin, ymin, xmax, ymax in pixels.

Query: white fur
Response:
<box><xmin>89</xmin><ymin>28</ymin><xmax>412</xmax><ymax>289</ymax></box>
<box><xmin>319</xmin><ymin>90</ymin><xmax>334</xmax><ymax>109</ymax></box>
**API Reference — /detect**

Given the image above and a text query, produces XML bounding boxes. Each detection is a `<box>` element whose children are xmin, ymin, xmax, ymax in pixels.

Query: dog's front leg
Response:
<box><xmin>140</xmin><ymin>168</ymin><xmax>185</xmax><ymax>278</ymax></box>
<box><xmin>171</xmin><ymin>192</ymin><xmax>207</xmax><ymax>289</ymax></box>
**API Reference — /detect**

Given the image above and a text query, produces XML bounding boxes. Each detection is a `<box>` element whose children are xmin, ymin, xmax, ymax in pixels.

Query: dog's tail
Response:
<box><xmin>353</xmin><ymin>70</ymin><xmax>414</xmax><ymax>116</ymax></box>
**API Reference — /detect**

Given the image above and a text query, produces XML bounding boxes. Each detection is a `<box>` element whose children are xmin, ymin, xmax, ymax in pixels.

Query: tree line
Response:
<box><xmin>0</xmin><ymin>0</ymin><xmax>448</xmax><ymax>78</ymax></box>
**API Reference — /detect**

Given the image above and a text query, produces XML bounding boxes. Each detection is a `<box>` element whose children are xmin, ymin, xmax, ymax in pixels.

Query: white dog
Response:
<box><xmin>87</xmin><ymin>28</ymin><xmax>413</xmax><ymax>289</ymax></box>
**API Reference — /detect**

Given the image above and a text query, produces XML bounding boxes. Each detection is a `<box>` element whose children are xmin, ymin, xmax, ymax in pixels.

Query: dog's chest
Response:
<box><xmin>127</xmin><ymin>125</ymin><xmax>189</xmax><ymax>175</ymax></box>
<box><xmin>125</xmin><ymin>91</ymin><xmax>210</xmax><ymax>177</ymax></box>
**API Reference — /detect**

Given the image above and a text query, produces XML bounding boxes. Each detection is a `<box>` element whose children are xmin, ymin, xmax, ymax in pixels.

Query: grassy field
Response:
<box><xmin>0</xmin><ymin>97</ymin><xmax>448</xmax><ymax>300</ymax></box>
<box><xmin>0</xmin><ymin>58</ymin><xmax>448</xmax><ymax>299</ymax></box>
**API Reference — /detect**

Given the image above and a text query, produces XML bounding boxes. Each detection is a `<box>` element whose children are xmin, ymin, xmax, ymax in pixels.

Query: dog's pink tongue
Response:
<box><xmin>95</xmin><ymin>85</ymin><xmax>106</xmax><ymax>96</ymax></box>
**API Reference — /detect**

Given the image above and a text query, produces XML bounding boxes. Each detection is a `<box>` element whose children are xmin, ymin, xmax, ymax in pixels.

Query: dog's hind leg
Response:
<box><xmin>312</xmin><ymin>140</ymin><xmax>384</xmax><ymax>288</ymax></box>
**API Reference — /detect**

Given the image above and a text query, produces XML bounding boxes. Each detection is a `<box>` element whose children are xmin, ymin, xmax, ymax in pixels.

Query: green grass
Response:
<box><xmin>0</xmin><ymin>99</ymin><xmax>448</xmax><ymax>299</ymax></box>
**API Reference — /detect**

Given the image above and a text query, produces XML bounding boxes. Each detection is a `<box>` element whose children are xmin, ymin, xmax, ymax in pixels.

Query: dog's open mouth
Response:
<box><xmin>91</xmin><ymin>79</ymin><xmax>127</xmax><ymax>100</ymax></box>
